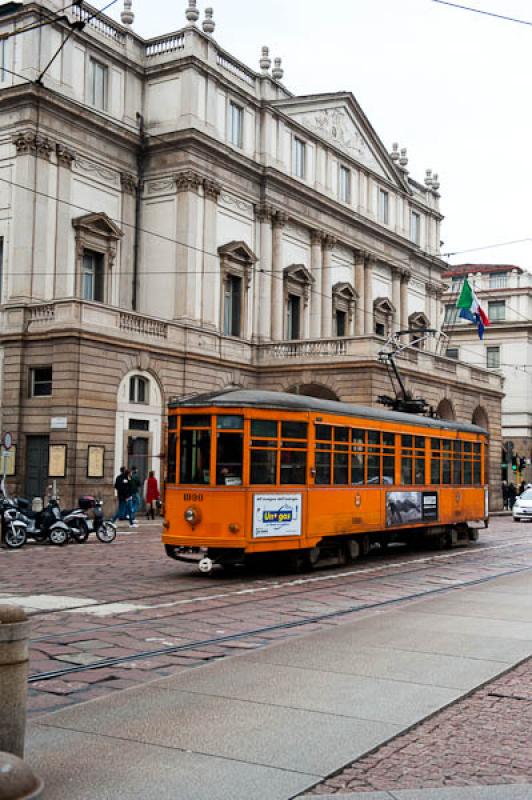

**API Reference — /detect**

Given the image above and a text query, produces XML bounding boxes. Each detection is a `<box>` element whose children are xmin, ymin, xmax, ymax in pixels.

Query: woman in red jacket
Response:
<box><xmin>143</xmin><ymin>471</ymin><xmax>160</xmax><ymax>520</ymax></box>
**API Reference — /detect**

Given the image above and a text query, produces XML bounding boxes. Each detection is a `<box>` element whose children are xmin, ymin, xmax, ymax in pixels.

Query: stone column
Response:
<box><xmin>119</xmin><ymin>171</ymin><xmax>137</xmax><ymax>309</ymax></box>
<box><xmin>175</xmin><ymin>171</ymin><xmax>203</xmax><ymax>322</ymax></box>
<box><xmin>321</xmin><ymin>234</ymin><xmax>336</xmax><ymax>338</ymax></box>
<box><xmin>391</xmin><ymin>267</ymin><xmax>401</xmax><ymax>332</ymax></box>
<box><xmin>31</xmin><ymin>135</ymin><xmax>55</xmax><ymax>301</ymax></box>
<box><xmin>363</xmin><ymin>252</ymin><xmax>374</xmax><ymax>334</ymax></box>
<box><xmin>354</xmin><ymin>251</ymin><xmax>365</xmax><ymax>335</ymax></box>
<box><xmin>399</xmin><ymin>268</ymin><xmax>411</xmax><ymax>331</ymax></box>
<box><xmin>271</xmin><ymin>210</ymin><xmax>287</xmax><ymax>341</ymax></box>
<box><xmin>9</xmin><ymin>134</ymin><xmax>39</xmax><ymax>299</ymax></box>
<box><xmin>256</xmin><ymin>204</ymin><xmax>273</xmax><ymax>340</ymax></box>
<box><xmin>310</xmin><ymin>229</ymin><xmax>322</xmax><ymax>338</ymax></box>
<box><xmin>202</xmin><ymin>179</ymin><xmax>221</xmax><ymax>329</ymax></box>
<box><xmin>55</xmin><ymin>144</ymin><xmax>75</xmax><ymax>299</ymax></box>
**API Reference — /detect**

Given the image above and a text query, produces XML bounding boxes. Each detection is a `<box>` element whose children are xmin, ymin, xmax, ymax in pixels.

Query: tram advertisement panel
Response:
<box><xmin>253</xmin><ymin>494</ymin><xmax>302</xmax><ymax>538</ymax></box>
<box><xmin>386</xmin><ymin>491</ymin><xmax>438</xmax><ymax>527</ymax></box>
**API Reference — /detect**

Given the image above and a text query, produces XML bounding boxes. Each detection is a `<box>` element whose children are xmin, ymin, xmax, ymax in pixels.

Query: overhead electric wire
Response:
<box><xmin>432</xmin><ymin>0</ymin><xmax>532</xmax><ymax>28</ymax></box>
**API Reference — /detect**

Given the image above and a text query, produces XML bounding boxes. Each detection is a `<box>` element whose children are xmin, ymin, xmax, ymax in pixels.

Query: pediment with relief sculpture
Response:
<box><xmin>275</xmin><ymin>93</ymin><xmax>406</xmax><ymax>188</ymax></box>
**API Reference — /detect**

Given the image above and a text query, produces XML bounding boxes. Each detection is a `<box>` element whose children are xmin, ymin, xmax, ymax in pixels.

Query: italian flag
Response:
<box><xmin>456</xmin><ymin>278</ymin><xmax>490</xmax><ymax>339</ymax></box>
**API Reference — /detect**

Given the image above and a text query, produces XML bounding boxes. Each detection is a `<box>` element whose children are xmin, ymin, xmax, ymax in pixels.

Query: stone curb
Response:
<box><xmin>297</xmin><ymin>784</ymin><xmax>532</xmax><ymax>799</ymax></box>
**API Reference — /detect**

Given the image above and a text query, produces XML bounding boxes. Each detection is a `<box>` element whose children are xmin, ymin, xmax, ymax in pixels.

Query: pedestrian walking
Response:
<box><xmin>502</xmin><ymin>480</ymin><xmax>509</xmax><ymax>510</ymax></box>
<box><xmin>112</xmin><ymin>468</ymin><xmax>137</xmax><ymax>527</ymax></box>
<box><xmin>508</xmin><ymin>482</ymin><xmax>517</xmax><ymax>510</ymax></box>
<box><xmin>130</xmin><ymin>466</ymin><xmax>141</xmax><ymax>516</ymax></box>
<box><xmin>143</xmin><ymin>471</ymin><xmax>160</xmax><ymax>520</ymax></box>
<box><xmin>519</xmin><ymin>479</ymin><xmax>526</xmax><ymax>496</ymax></box>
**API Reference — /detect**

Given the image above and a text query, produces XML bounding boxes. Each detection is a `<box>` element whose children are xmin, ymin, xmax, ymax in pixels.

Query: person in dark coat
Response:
<box><xmin>111</xmin><ymin>468</ymin><xmax>137</xmax><ymax>527</ymax></box>
<box><xmin>502</xmin><ymin>480</ymin><xmax>509</xmax><ymax>510</ymax></box>
<box><xmin>508</xmin><ymin>482</ymin><xmax>517</xmax><ymax>510</ymax></box>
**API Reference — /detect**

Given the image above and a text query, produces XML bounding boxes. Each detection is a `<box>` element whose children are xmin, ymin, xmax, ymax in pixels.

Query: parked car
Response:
<box><xmin>512</xmin><ymin>489</ymin><xmax>532</xmax><ymax>522</ymax></box>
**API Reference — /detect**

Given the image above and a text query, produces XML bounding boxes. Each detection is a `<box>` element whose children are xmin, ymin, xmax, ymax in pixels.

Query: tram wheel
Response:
<box><xmin>300</xmin><ymin>546</ymin><xmax>320</xmax><ymax>571</ymax></box>
<box><xmin>360</xmin><ymin>535</ymin><xmax>370</xmax><ymax>557</ymax></box>
<box><xmin>345</xmin><ymin>538</ymin><xmax>361</xmax><ymax>562</ymax></box>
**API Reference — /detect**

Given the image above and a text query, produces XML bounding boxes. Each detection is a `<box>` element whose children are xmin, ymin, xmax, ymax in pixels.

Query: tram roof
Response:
<box><xmin>169</xmin><ymin>389</ymin><xmax>487</xmax><ymax>435</ymax></box>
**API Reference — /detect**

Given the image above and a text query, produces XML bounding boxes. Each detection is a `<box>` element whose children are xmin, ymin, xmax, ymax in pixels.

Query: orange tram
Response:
<box><xmin>162</xmin><ymin>389</ymin><xmax>489</xmax><ymax>573</ymax></box>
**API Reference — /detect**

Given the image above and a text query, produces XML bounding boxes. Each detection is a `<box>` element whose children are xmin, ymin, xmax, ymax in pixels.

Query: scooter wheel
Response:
<box><xmin>49</xmin><ymin>527</ymin><xmax>68</xmax><ymax>546</ymax></box>
<box><xmin>96</xmin><ymin>522</ymin><xmax>116</xmax><ymax>543</ymax></box>
<box><xmin>71</xmin><ymin>521</ymin><xmax>89</xmax><ymax>543</ymax></box>
<box><xmin>4</xmin><ymin>524</ymin><xmax>27</xmax><ymax>549</ymax></box>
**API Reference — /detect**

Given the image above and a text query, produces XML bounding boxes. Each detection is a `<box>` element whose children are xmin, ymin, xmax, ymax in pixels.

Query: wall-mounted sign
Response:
<box><xmin>49</xmin><ymin>444</ymin><xmax>67</xmax><ymax>478</ymax></box>
<box><xmin>50</xmin><ymin>417</ymin><xmax>68</xmax><ymax>430</ymax></box>
<box><xmin>2</xmin><ymin>445</ymin><xmax>16</xmax><ymax>476</ymax></box>
<box><xmin>1</xmin><ymin>432</ymin><xmax>13</xmax><ymax>450</ymax></box>
<box><xmin>252</xmin><ymin>494</ymin><xmax>302</xmax><ymax>538</ymax></box>
<box><xmin>87</xmin><ymin>445</ymin><xmax>105</xmax><ymax>478</ymax></box>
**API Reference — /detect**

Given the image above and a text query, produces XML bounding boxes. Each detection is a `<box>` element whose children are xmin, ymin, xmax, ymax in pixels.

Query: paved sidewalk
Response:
<box><xmin>25</xmin><ymin>570</ymin><xmax>532</xmax><ymax>800</ymax></box>
<box><xmin>299</xmin><ymin>787</ymin><xmax>532</xmax><ymax>799</ymax></box>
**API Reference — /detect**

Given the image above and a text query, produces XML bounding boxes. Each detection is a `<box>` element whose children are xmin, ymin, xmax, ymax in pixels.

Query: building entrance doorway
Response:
<box><xmin>25</xmin><ymin>435</ymin><xmax>49</xmax><ymax>500</ymax></box>
<box><xmin>127</xmin><ymin>435</ymin><xmax>149</xmax><ymax>488</ymax></box>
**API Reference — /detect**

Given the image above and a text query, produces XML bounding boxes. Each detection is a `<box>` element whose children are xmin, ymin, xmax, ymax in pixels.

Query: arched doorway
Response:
<box><xmin>436</xmin><ymin>398</ymin><xmax>455</xmax><ymax>421</ymax></box>
<box><xmin>114</xmin><ymin>370</ymin><xmax>163</xmax><ymax>488</ymax></box>
<box><xmin>287</xmin><ymin>383</ymin><xmax>339</xmax><ymax>401</ymax></box>
<box><xmin>472</xmin><ymin>406</ymin><xmax>489</xmax><ymax>430</ymax></box>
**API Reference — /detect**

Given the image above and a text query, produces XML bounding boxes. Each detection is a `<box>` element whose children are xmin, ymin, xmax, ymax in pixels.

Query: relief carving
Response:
<box><xmin>13</xmin><ymin>131</ymin><xmax>53</xmax><ymax>161</ymax></box>
<box><xmin>294</xmin><ymin>107</ymin><xmax>382</xmax><ymax>173</ymax></box>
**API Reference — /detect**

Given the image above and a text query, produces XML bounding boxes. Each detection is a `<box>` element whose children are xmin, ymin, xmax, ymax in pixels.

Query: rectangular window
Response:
<box><xmin>90</xmin><ymin>59</ymin><xmax>108</xmax><ymax>110</ymax></box>
<box><xmin>82</xmin><ymin>250</ymin><xmax>104</xmax><ymax>302</ymax></box>
<box><xmin>216</xmin><ymin>431</ymin><xmax>243</xmax><ymax>485</ymax></box>
<box><xmin>223</xmin><ymin>274</ymin><xmax>242</xmax><ymax>337</ymax></box>
<box><xmin>250</xmin><ymin>419</ymin><xmax>278</xmax><ymax>485</ymax></box>
<box><xmin>287</xmin><ymin>294</ymin><xmax>301</xmax><ymax>340</ymax></box>
<box><xmin>489</xmin><ymin>272</ymin><xmax>507</xmax><ymax>289</ymax></box>
<box><xmin>486</xmin><ymin>346</ymin><xmax>500</xmax><ymax>369</ymax></box>
<box><xmin>167</xmin><ymin>431</ymin><xmax>177</xmax><ymax>483</ymax></box>
<box><xmin>446</xmin><ymin>348</ymin><xmax>459</xmax><ymax>360</ymax></box>
<box><xmin>488</xmin><ymin>300</ymin><xmax>505</xmax><ymax>321</ymax></box>
<box><xmin>444</xmin><ymin>304</ymin><xmax>458</xmax><ymax>324</ymax></box>
<box><xmin>378</xmin><ymin>189</ymin><xmax>389</xmax><ymax>224</ymax></box>
<box><xmin>292</xmin><ymin>137</ymin><xmax>306</xmax><ymax>179</ymax></box>
<box><xmin>180</xmin><ymin>428</ymin><xmax>211</xmax><ymax>485</ymax></box>
<box><xmin>410</xmin><ymin>211</ymin><xmax>421</xmax><ymax>245</ymax></box>
<box><xmin>229</xmin><ymin>101</ymin><xmax>243</xmax><ymax>148</ymax></box>
<box><xmin>430</xmin><ymin>439</ymin><xmax>441</xmax><ymax>484</ymax></box>
<box><xmin>30</xmin><ymin>366</ymin><xmax>52</xmax><ymax>397</ymax></box>
<box><xmin>336</xmin><ymin>309</ymin><xmax>346</xmax><ymax>337</ymax></box>
<box><xmin>401</xmin><ymin>434</ymin><xmax>425</xmax><ymax>485</ymax></box>
<box><xmin>339</xmin><ymin>165</ymin><xmax>351</xmax><ymax>203</ymax></box>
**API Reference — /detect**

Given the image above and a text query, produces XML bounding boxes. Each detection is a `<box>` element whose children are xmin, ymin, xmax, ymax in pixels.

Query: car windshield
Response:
<box><xmin>518</xmin><ymin>490</ymin><xmax>532</xmax><ymax>501</ymax></box>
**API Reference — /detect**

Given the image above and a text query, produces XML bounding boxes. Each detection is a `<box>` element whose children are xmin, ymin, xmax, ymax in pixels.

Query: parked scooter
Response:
<box><xmin>68</xmin><ymin>496</ymin><xmax>117</xmax><ymax>543</ymax></box>
<box><xmin>1</xmin><ymin>495</ymin><xmax>72</xmax><ymax>549</ymax></box>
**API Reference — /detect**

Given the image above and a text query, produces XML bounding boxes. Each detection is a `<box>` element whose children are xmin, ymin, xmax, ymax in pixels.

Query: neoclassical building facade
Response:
<box><xmin>0</xmin><ymin>0</ymin><xmax>503</xmax><ymax>505</ymax></box>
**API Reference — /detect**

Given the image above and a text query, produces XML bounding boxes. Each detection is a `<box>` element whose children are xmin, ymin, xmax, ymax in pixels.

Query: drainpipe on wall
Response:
<box><xmin>132</xmin><ymin>112</ymin><xmax>145</xmax><ymax>311</ymax></box>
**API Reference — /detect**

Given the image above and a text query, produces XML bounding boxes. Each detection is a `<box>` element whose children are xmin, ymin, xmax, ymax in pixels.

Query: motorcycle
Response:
<box><xmin>1</xmin><ymin>495</ymin><xmax>72</xmax><ymax>549</ymax></box>
<box><xmin>68</xmin><ymin>496</ymin><xmax>117</xmax><ymax>543</ymax></box>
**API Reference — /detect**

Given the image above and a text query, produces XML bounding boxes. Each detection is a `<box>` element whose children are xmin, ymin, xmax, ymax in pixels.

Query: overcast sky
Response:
<box><xmin>109</xmin><ymin>0</ymin><xmax>532</xmax><ymax>271</ymax></box>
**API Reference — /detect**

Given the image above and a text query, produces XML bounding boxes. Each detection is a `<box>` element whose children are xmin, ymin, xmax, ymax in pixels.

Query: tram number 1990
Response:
<box><xmin>183</xmin><ymin>493</ymin><xmax>204</xmax><ymax>502</ymax></box>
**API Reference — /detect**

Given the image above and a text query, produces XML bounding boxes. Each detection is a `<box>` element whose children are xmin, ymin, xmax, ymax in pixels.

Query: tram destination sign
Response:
<box><xmin>252</xmin><ymin>494</ymin><xmax>302</xmax><ymax>538</ymax></box>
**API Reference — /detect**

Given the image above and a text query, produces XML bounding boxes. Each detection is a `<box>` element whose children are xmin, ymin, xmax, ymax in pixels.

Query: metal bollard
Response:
<box><xmin>0</xmin><ymin>605</ymin><xmax>30</xmax><ymax>758</ymax></box>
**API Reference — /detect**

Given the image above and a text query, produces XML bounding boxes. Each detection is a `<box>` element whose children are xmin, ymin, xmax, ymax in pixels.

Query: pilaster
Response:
<box><xmin>54</xmin><ymin>143</ymin><xmax>75</xmax><ymax>300</ymax></box>
<box><xmin>399</xmin><ymin>267</ymin><xmax>411</xmax><ymax>331</ymax></box>
<box><xmin>202</xmin><ymin>178</ymin><xmax>222</xmax><ymax>328</ymax></box>
<box><xmin>271</xmin><ymin>209</ymin><xmax>287</xmax><ymax>341</ymax></box>
<box><xmin>175</xmin><ymin>170</ymin><xmax>203</xmax><ymax>322</ymax></box>
<box><xmin>119</xmin><ymin>170</ymin><xmax>138</xmax><ymax>309</ymax></box>
<box><xmin>320</xmin><ymin>234</ymin><xmax>336</xmax><ymax>338</ymax></box>
<box><xmin>310</xmin><ymin>229</ymin><xmax>322</xmax><ymax>338</ymax></box>
<box><xmin>354</xmin><ymin>251</ymin><xmax>365</xmax><ymax>336</ymax></box>
<box><xmin>256</xmin><ymin>203</ymin><xmax>273</xmax><ymax>340</ymax></box>
<box><xmin>363</xmin><ymin>252</ymin><xmax>374</xmax><ymax>334</ymax></box>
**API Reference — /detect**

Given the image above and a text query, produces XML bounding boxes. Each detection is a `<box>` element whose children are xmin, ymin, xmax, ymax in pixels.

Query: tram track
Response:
<box><xmin>28</xmin><ymin>536</ymin><xmax>532</xmax><ymax>643</ymax></box>
<box><xmin>28</xmin><ymin>553</ymin><xmax>532</xmax><ymax>685</ymax></box>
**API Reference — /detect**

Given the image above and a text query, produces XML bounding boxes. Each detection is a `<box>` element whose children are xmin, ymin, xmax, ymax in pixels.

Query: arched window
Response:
<box><xmin>129</xmin><ymin>375</ymin><xmax>149</xmax><ymax>404</ymax></box>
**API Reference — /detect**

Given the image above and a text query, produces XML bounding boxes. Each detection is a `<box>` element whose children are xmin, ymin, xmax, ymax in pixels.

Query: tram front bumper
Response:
<box><xmin>164</xmin><ymin>545</ymin><xmax>246</xmax><ymax>566</ymax></box>
<box><xmin>164</xmin><ymin>545</ymin><xmax>207</xmax><ymax>564</ymax></box>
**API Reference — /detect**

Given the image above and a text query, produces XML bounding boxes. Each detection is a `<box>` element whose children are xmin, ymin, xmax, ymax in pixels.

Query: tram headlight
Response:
<box><xmin>184</xmin><ymin>506</ymin><xmax>201</xmax><ymax>527</ymax></box>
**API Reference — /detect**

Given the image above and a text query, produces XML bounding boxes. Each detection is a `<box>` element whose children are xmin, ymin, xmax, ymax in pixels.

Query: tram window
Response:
<box><xmin>383</xmin><ymin>432</ymin><xmax>394</xmax><ymax>447</ymax></box>
<box><xmin>168</xmin><ymin>415</ymin><xmax>177</xmax><ymax>430</ymax></box>
<box><xmin>414</xmin><ymin>437</ymin><xmax>424</xmax><ymax>449</ymax></box>
<box><xmin>383</xmin><ymin>455</ymin><xmax>395</xmax><ymax>484</ymax></box>
<box><xmin>335</xmin><ymin>427</ymin><xmax>349</xmax><ymax>443</ymax></box>
<box><xmin>315</xmin><ymin>424</ymin><xmax>332</xmax><ymax>441</ymax></box>
<box><xmin>315</xmin><ymin>450</ymin><xmax>331</xmax><ymax>485</ymax></box>
<box><xmin>367</xmin><ymin>454</ymin><xmax>380</xmax><ymax>483</ymax></box>
<box><xmin>280</xmin><ymin>450</ymin><xmax>306</xmax><ymax>484</ymax></box>
<box><xmin>368</xmin><ymin>430</ymin><xmax>380</xmax><ymax>445</ymax></box>
<box><xmin>352</xmin><ymin>429</ymin><xmax>365</xmax><ymax>447</ymax></box>
<box><xmin>414</xmin><ymin>458</ymin><xmax>425</xmax><ymax>484</ymax></box>
<box><xmin>251</xmin><ymin>419</ymin><xmax>277</xmax><ymax>438</ymax></box>
<box><xmin>180</xmin><ymin>429</ymin><xmax>211</xmax><ymax>484</ymax></box>
<box><xmin>473</xmin><ymin>459</ymin><xmax>481</xmax><ymax>485</ymax></box>
<box><xmin>182</xmin><ymin>415</ymin><xmax>211</xmax><ymax>428</ymax></box>
<box><xmin>250</xmin><ymin>449</ymin><xmax>277</xmax><ymax>484</ymax></box>
<box><xmin>282</xmin><ymin>421</ymin><xmax>307</xmax><ymax>440</ymax></box>
<box><xmin>402</xmin><ymin>435</ymin><xmax>413</xmax><ymax>448</ymax></box>
<box><xmin>401</xmin><ymin>457</ymin><xmax>413</xmax><ymax>484</ymax></box>
<box><xmin>430</xmin><ymin>439</ymin><xmax>441</xmax><ymax>484</ymax></box>
<box><xmin>463</xmin><ymin>459</ymin><xmax>472</xmax><ymax>484</ymax></box>
<box><xmin>334</xmin><ymin>452</ymin><xmax>349</xmax><ymax>484</ymax></box>
<box><xmin>453</xmin><ymin>442</ymin><xmax>462</xmax><ymax>484</ymax></box>
<box><xmin>217</xmin><ymin>415</ymin><xmax>243</xmax><ymax>430</ymax></box>
<box><xmin>167</xmin><ymin>432</ymin><xmax>177</xmax><ymax>483</ymax></box>
<box><xmin>351</xmin><ymin>452</ymin><xmax>364</xmax><ymax>484</ymax></box>
<box><xmin>216</xmin><ymin>432</ymin><xmax>243</xmax><ymax>485</ymax></box>
<box><xmin>442</xmin><ymin>441</ymin><xmax>452</xmax><ymax>483</ymax></box>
